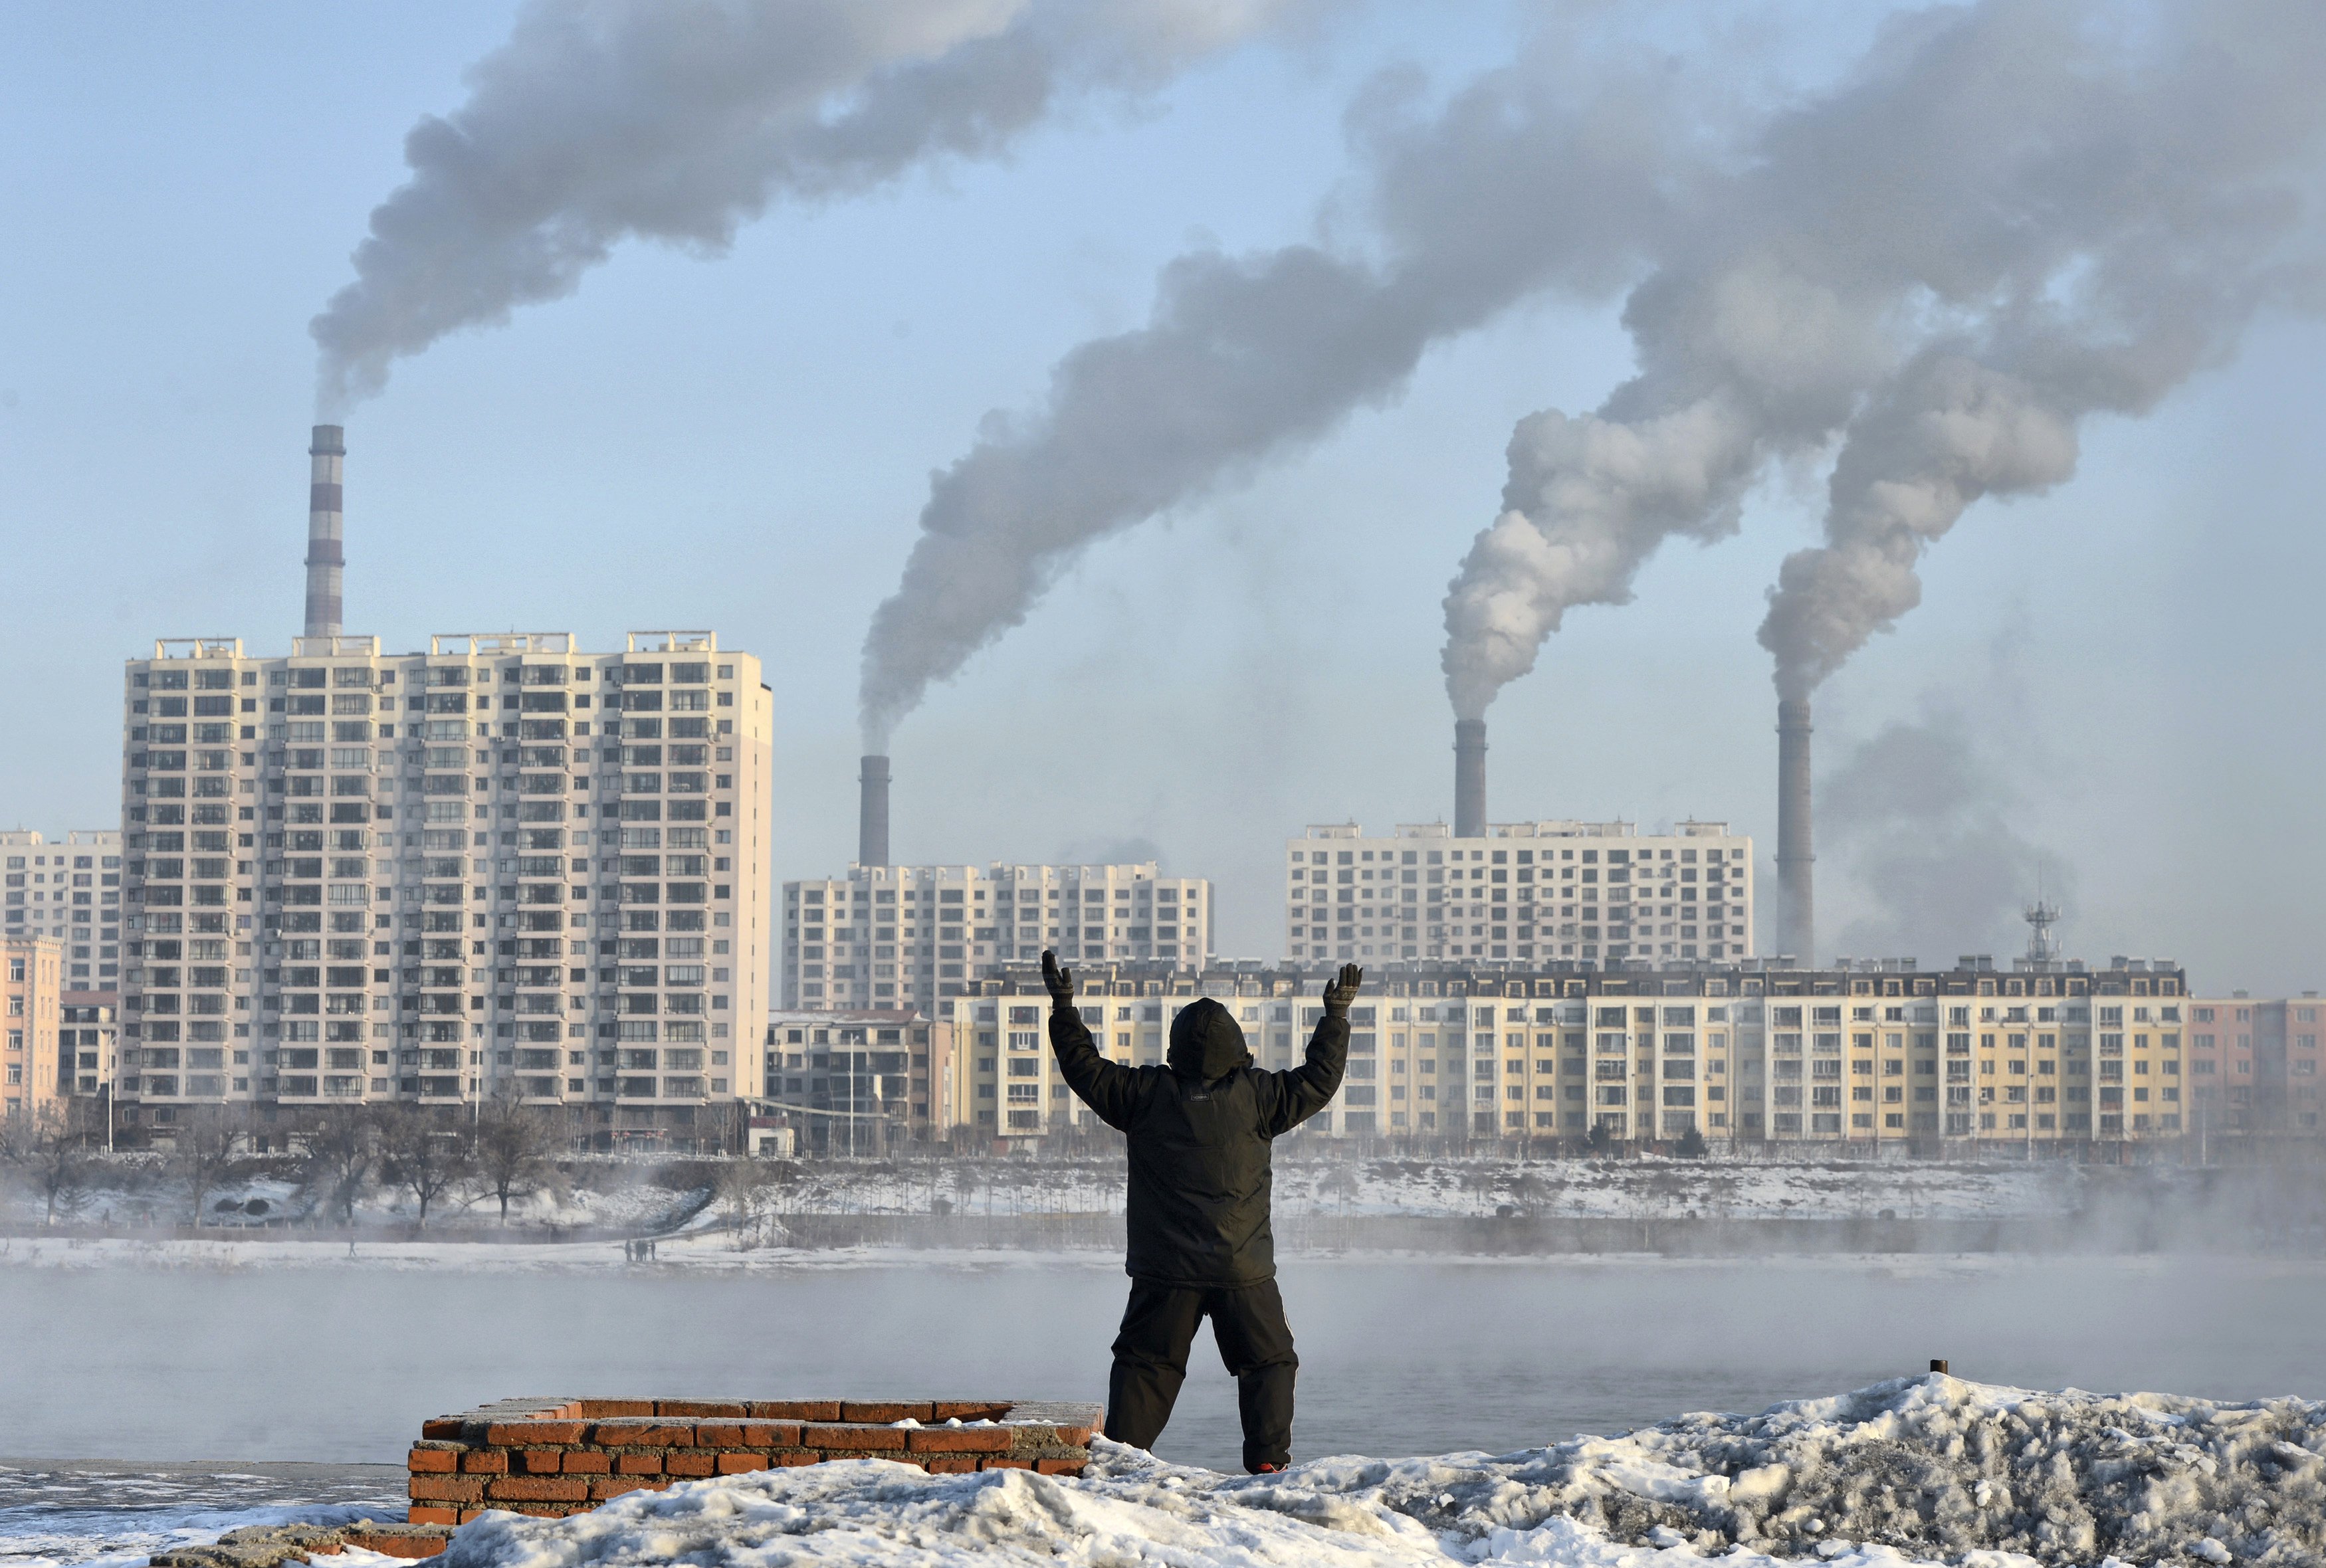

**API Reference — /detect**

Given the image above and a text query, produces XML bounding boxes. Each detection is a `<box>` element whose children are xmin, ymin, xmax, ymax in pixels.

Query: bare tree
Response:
<box><xmin>474</xmin><ymin>1087</ymin><xmax>563</xmax><ymax>1225</ymax></box>
<box><xmin>376</xmin><ymin>1105</ymin><xmax>474</xmax><ymax>1230</ymax></box>
<box><xmin>27</xmin><ymin>1102</ymin><xmax>96</xmax><ymax>1226</ymax></box>
<box><xmin>172</xmin><ymin>1104</ymin><xmax>250</xmax><ymax>1226</ymax></box>
<box><xmin>300</xmin><ymin>1104</ymin><xmax>377</xmax><ymax>1226</ymax></box>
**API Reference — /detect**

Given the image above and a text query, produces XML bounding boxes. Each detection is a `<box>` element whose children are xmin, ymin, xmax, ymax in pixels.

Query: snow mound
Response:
<box><xmin>433</xmin><ymin>1377</ymin><xmax>2326</xmax><ymax>1568</ymax></box>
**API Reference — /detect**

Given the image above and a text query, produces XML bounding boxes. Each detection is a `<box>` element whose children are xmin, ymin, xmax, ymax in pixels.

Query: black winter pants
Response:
<box><xmin>1105</xmin><ymin>1278</ymin><xmax>1298</xmax><ymax>1472</ymax></box>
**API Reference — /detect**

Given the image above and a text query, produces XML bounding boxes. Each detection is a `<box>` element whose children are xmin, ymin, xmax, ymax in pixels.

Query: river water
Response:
<box><xmin>0</xmin><ymin>1253</ymin><xmax>2319</xmax><ymax>1560</ymax></box>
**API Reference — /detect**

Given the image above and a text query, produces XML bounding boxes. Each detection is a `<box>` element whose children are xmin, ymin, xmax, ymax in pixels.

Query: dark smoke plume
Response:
<box><xmin>312</xmin><ymin>0</ymin><xmax>1313</xmax><ymax>413</ymax></box>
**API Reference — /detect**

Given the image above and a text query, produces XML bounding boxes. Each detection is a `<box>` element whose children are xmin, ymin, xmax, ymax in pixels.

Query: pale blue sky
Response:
<box><xmin>2</xmin><ymin>2</ymin><xmax>2322</xmax><ymax>989</ymax></box>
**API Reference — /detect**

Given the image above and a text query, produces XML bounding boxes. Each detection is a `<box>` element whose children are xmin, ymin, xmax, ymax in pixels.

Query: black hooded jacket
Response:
<box><xmin>1050</xmin><ymin>993</ymin><xmax>1346</xmax><ymax>1287</ymax></box>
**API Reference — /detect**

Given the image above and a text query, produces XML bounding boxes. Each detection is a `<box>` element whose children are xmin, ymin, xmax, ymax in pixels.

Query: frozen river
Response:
<box><xmin>3</xmin><ymin>1252</ymin><xmax>2321</xmax><ymax>1476</ymax></box>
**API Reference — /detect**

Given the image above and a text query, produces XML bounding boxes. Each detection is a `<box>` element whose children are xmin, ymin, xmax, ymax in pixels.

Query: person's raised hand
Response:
<box><xmin>1321</xmin><ymin>963</ymin><xmax>1364</xmax><ymax>1017</ymax></box>
<box><xmin>1042</xmin><ymin>948</ymin><xmax>1076</xmax><ymax>1005</ymax></box>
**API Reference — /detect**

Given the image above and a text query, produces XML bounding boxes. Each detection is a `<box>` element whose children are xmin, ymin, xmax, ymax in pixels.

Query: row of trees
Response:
<box><xmin>0</xmin><ymin>1092</ymin><xmax>570</xmax><ymax>1230</ymax></box>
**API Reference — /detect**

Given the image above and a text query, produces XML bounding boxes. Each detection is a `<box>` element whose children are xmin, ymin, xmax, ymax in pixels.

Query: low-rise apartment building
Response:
<box><xmin>760</xmin><ymin>1009</ymin><xmax>951</xmax><ymax>1153</ymax></box>
<box><xmin>1287</xmin><ymin>821</ymin><xmax>1754</xmax><ymax>967</ymax></box>
<box><xmin>936</xmin><ymin>953</ymin><xmax>2190</xmax><ymax>1154</ymax></box>
<box><xmin>2186</xmin><ymin>994</ymin><xmax>2325</xmax><ymax>1138</ymax></box>
<box><xmin>2</xmin><ymin>937</ymin><xmax>65</xmax><ymax>1121</ymax></box>
<box><xmin>783</xmin><ymin>862</ymin><xmax>1212</xmax><ymax>1014</ymax></box>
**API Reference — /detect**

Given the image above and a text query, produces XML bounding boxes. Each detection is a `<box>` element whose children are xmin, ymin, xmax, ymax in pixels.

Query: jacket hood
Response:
<box><xmin>1168</xmin><ymin>997</ymin><xmax>1249</xmax><ymax>1080</ymax></box>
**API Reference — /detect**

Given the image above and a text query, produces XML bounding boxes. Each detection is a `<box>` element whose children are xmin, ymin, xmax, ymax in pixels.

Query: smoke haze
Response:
<box><xmin>1451</xmin><ymin>0</ymin><xmax>2326</xmax><ymax>718</ymax></box>
<box><xmin>310</xmin><ymin>0</ymin><xmax>1317</xmax><ymax>413</ymax></box>
<box><xmin>855</xmin><ymin>28</ymin><xmax>1693</xmax><ymax>747</ymax></box>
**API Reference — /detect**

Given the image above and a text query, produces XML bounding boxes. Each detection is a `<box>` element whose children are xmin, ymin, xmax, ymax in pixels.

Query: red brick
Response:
<box><xmin>923</xmin><ymin>1457</ymin><xmax>978</xmax><ymax>1474</ymax></box>
<box><xmin>801</xmin><ymin>1424</ymin><xmax>905</xmax><ymax>1452</ymax></box>
<box><xmin>615</xmin><ymin>1454</ymin><xmax>665</xmax><ymax>1475</ymax></box>
<box><xmin>405</xmin><ymin>1507</ymin><xmax>457</xmax><ymax>1527</ymax></box>
<box><xmin>738</xmin><ymin>1423</ymin><xmax>799</xmax><ymax>1448</ymax></box>
<box><xmin>460</xmin><ymin>1450</ymin><xmax>509</xmax><ymax>1475</ymax></box>
<box><xmin>981</xmin><ymin>1458</ymin><xmax>1032</xmax><ymax>1470</ymax></box>
<box><xmin>694</xmin><ymin>1423</ymin><xmax>744</xmax><ymax>1447</ymax></box>
<box><xmin>488</xmin><ymin>1420</ymin><xmax>588</xmax><ymax>1446</ymax></box>
<box><xmin>1035</xmin><ymin>1459</ymin><xmax>1087</xmax><ymax>1475</ymax></box>
<box><xmin>841</xmin><ymin>1401</ymin><xmax>933</xmax><ymax>1424</ymax></box>
<box><xmin>520</xmin><ymin>1449</ymin><xmax>564</xmax><ymax>1474</ymax></box>
<box><xmin>772</xmin><ymin>1451</ymin><xmax>821</xmax><ymax>1467</ymax></box>
<box><xmin>592</xmin><ymin>1421</ymin><xmax>695</xmax><ymax>1448</ymax></box>
<box><xmin>578</xmin><ymin>1400</ymin><xmax>655</xmax><ymax>1419</ymax></box>
<box><xmin>906</xmin><ymin>1427</ymin><xmax>1011</xmax><ymax>1454</ymax></box>
<box><xmin>715</xmin><ymin>1454</ymin><xmax>770</xmax><ymax>1474</ymax></box>
<box><xmin>748</xmin><ymin>1401</ymin><xmax>841</xmax><ymax>1422</ymax></box>
<box><xmin>420</xmin><ymin>1419</ymin><xmax>467</xmax><ymax>1440</ymax></box>
<box><xmin>932</xmin><ymin>1401</ymin><xmax>1011</xmax><ymax>1422</ymax></box>
<box><xmin>657</xmin><ymin>1401</ymin><xmax>748</xmax><ymax>1419</ymax></box>
<box><xmin>589</xmin><ymin>1478</ymin><xmax>656</xmax><ymax>1501</ymax></box>
<box><xmin>407</xmin><ymin>1448</ymin><xmax>456</xmax><ymax>1474</ymax></box>
<box><xmin>663</xmin><ymin>1452</ymin><xmax>716</xmax><ymax>1478</ymax></box>
<box><xmin>408</xmin><ymin>1476</ymin><xmax>484</xmax><ymax>1504</ymax></box>
<box><xmin>561</xmin><ymin>1451</ymin><xmax>611</xmax><ymax>1474</ymax></box>
<box><xmin>1050</xmin><ymin>1424</ymin><xmax>1097</xmax><ymax>1448</ymax></box>
<box><xmin>455</xmin><ymin>1510</ymin><xmax>484</xmax><ymax>1525</ymax></box>
<box><xmin>486</xmin><ymin>1476</ymin><xmax>589</xmax><ymax>1503</ymax></box>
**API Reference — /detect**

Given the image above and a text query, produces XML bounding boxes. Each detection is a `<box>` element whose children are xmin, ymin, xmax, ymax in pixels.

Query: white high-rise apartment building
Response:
<box><xmin>116</xmin><ymin>631</ymin><xmax>771</xmax><ymax>1141</ymax></box>
<box><xmin>1</xmin><ymin>831</ymin><xmax>124</xmax><ymax>983</ymax></box>
<box><xmin>1286</xmin><ymin>821</ymin><xmax>1754</xmax><ymax>967</ymax></box>
<box><xmin>783</xmin><ymin>862</ymin><xmax>1212</xmax><ymax>1013</ymax></box>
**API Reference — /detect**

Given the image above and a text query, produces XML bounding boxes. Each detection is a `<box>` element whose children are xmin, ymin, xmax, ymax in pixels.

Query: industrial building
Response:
<box><xmin>934</xmin><ymin>951</ymin><xmax>2195</xmax><ymax>1153</ymax></box>
<box><xmin>782</xmin><ymin>861</ymin><xmax>1213</xmax><ymax>1013</ymax></box>
<box><xmin>114</xmin><ymin>627</ymin><xmax>773</xmax><ymax>1139</ymax></box>
<box><xmin>1285</xmin><ymin>821</ymin><xmax>1754</xmax><ymax>966</ymax></box>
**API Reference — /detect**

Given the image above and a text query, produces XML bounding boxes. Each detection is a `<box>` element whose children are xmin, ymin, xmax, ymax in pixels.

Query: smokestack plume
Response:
<box><xmin>858</xmin><ymin>754</ymin><xmax>891</xmax><ymax>868</ymax></box>
<box><xmin>304</xmin><ymin>425</ymin><xmax>345</xmax><ymax>640</ymax></box>
<box><xmin>1777</xmin><ymin>698</ymin><xmax>1813</xmax><ymax>963</ymax></box>
<box><xmin>1454</xmin><ymin>719</ymin><xmax>1487</xmax><ymax>839</ymax></box>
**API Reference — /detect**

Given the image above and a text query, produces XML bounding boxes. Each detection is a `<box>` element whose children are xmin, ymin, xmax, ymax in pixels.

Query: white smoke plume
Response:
<box><xmin>856</xmin><ymin>35</ymin><xmax>1695</xmax><ymax>747</ymax></box>
<box><xmin>1447</xmin><ymin>0</ymin><xmax>2326</xmax><ymax>719</ymax></box>
<box><xmin>311</xmin><ymin>0</ymin><xmax>1314</xmax><ymax>413</ymax></box>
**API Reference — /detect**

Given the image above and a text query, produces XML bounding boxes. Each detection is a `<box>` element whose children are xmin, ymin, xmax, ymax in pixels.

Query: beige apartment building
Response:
<box><xmin>2</xmin><ymin>830</ymin><xmax>124</xmax><ymax>984</ymax></box>
<box><xmin>783</xmin><ymin>862</ymin><xmax>1212</xmax><ymax>1014</ymax></box>
<box><xmin>1287</xmin><ymin>821</ymin><xmax>1754</xmax><ymax>967</ymax></box>
<box><xmin>936</xmin><ymin>953</ymin><xmax>2190</xmax><ymax>1153</ymax></box>
<box><xmin>2</xmin><ymin>937</ymin><xmax>65</xmax><ymax>1120</ymax></box>
<box><xmin>116</xmin><ymin>631</ymin><xmax>772</xmax><ymax>1144</ymax></box>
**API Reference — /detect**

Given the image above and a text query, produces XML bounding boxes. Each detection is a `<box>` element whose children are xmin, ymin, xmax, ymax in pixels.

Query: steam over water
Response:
<box><xmin>2</xmin><ymin>1256</ymin><xmax>2320</xmax><ymax>1475</ymax></box>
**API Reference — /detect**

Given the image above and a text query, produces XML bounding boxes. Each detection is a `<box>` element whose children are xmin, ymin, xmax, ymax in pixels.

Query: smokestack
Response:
<box><xmin>858</xmin><ymin>754</ymin><xmax>891</xmax><ymax>867</ymax></box>
<box><xmin>304</xmin><ymin>425</ymin><xmax>346</xmax><ymax>640</ymax></box>
<box><xmin>1777</xmin><ymin>698</ymin><xmax>1814</xmax><ymax>963</ymax></box>
<box><xmin>1454</xmin><ymin>719</ymin><xmax>1487</xmax><ymax>838</ymax></box>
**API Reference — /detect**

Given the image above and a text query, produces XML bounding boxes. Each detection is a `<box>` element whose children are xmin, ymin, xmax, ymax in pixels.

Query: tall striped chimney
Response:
<box><xmin>859</xmin><ymin>754</ymin><xmax>891</xmax><ymax>867</ymax></box>
<box><xmin>1453</xmin><ymin>719</ymin><xmax>1487</xmax><ymax>838</ymax></box>
<box><xmin>1776</xmin><ymin>698</ymin><xmax>1814</xmax><ymax>963</ymax></box>
<box><xmin>304</xmin><ymin>425</ymin><xmax>346</xmax><ymax>640</ymax></box>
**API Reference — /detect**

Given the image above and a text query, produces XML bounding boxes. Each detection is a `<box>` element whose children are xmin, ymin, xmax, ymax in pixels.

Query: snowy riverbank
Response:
<box><xmin>426</xmin><ymin>1375</ymin><xmax>2326</xmax><ymax>1568</ymax></box>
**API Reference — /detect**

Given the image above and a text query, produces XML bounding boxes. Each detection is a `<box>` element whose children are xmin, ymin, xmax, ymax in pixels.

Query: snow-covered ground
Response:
<box><xmin>430</xmin><ymin>1376</ymin><xmax>2326</xmax><ymax>1568</ymax></box>
<box><xmin>0</xmin><ymin>1154</ymin><xmax>2117</xmax><ymax>1236</ymax></box>
<box><xmin>0</xmin><ymin>1464</ymin><xmax>401</xmax><ymax>1568</ymax></box>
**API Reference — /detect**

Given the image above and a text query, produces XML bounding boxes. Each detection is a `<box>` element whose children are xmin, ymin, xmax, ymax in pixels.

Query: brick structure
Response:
<box><xmin>406</xmin><ymin>1396</ymin><xmax>1103</xmax><ymax>1525</ymax></box>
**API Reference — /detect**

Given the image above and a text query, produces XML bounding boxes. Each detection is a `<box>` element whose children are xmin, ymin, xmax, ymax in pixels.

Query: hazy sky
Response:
<box><xmin>3</xmin><ymin>1</ymin><xmax>2323</xmax><ymax>991</ymax></box>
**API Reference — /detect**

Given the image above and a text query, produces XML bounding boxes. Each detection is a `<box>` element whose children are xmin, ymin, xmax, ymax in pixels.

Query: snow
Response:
<box><xmin>427</xmin><ymin>1377</ymin><xmax>2326</xmax><ymax>1568</ymax></box>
